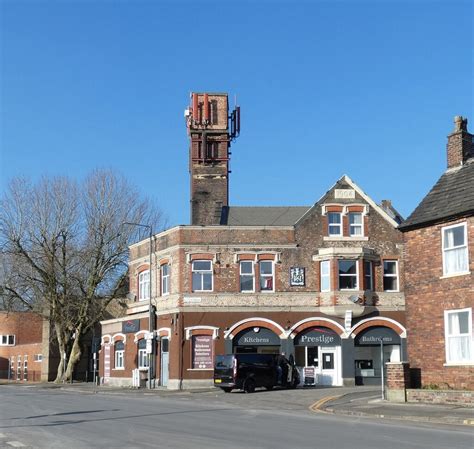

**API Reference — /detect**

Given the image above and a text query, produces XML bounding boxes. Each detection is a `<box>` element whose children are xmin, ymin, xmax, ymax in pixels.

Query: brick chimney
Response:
<box><xmin>447</xmin><ymin>116</ymin><xmax>474</xmax><ymax>169</ymax></box>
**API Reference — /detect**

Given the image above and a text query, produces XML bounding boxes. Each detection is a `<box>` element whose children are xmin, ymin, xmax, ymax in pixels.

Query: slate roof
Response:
<box><xmin>220</xmin><ymin>206</ymin><xmax>310</xmax><ymax>226</ymax></box>
<box><xmin>399</xmin><ymin>159</ymin><xmax>474</xmax><ymax>231</ymax></box>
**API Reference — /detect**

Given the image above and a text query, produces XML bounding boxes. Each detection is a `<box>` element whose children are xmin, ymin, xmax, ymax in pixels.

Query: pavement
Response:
<box><xmin>2</xmin><ymin>380</ymin><xmax>473</xmax><ymax>427</ymax></box>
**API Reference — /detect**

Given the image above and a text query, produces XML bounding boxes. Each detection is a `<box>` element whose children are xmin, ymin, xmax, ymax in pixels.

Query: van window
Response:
<box><xmin>215</xmin><ymin>355</ymin><xmax>234</xmax><ymax>369</ymax></box>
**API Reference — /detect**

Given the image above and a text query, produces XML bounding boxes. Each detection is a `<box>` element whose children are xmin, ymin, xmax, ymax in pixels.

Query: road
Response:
<box><xmin>0</xmin><ymin>385</ymin><xmax>472</xmax><ymax>448</ymax></box>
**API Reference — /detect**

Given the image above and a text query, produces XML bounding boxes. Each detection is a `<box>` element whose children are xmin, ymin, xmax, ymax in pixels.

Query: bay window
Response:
<box><xmin>320</xmin><ymin>260</ymin><xmax>331</xmax><ymax>292</ymax></box>
<box><xmin>339</xmin><ymin>260</ymin><xmax>358</xmax><ymax>290</ymax></box>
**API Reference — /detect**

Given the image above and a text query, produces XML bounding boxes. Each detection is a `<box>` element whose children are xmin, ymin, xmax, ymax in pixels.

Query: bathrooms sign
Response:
<box><xmin>234</xmin><ymin>327</ymin><xmax>280</xmax><ymax>346</ymax></box>
<box><xmin>355</xmin><ymin>327</ymin><xmax>401</xmax><ymax>346</ymax></box>
<box><xmin>295</xmin><ymin>327</ymin><xmax>341</xmax><ymax>347</ymax></box>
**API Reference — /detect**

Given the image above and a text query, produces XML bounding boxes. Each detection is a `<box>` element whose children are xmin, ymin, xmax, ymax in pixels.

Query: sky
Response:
<box><xmin>1</xmin><ymin>0</ymin><xmax>473</xmax><ymax>227</ymax></box>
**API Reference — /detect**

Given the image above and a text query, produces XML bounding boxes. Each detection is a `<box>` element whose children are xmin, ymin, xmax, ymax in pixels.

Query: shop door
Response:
<box><xmin>160</xmin><ymin>338</ymin><xmax>169</xmax><ymax>387</ymax></box>
<box><xmin>320</xmin><ymin>350</ymin><xmax>336</xmax><ymax>386</ymax></box>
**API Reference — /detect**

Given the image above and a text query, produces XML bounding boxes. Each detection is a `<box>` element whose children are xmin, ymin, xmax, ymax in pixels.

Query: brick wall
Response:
<box><xmin>407</xmin><ymin>389</ymin><xmax>474</xmax><ymax>407</ymax></box>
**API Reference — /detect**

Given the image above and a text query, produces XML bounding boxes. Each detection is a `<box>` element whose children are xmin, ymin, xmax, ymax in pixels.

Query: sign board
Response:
<box><xmin>122</xmin><ymin>319</ymin><xmax>140</xmax><ymax>334</ymax></box>
<box><xmin>146</xmin><ymin>339</ymin><xmax>153</xmax><ymax>354</ymax></box>
<box><xmin>304</xmin><ymin>367</ymin><xmax>316</xmax><ymax>386</ymax></box>
<box><xmin>355</xmin><ymin>327</ymin><xmax>401</xmax><ymax>346</ymax></box>
<box><xmin>234</xmin><ymin>327</ymin><xmax>281</xmax><ymax>346</ymax></box>
<box><xmin>290</xmin><ymin>267</ymin><xmax>305</xmax><ymax>286</ymax></box>
<box><xmin>104</xmin><ymin>344</ymin><xmax>111</xmax><ymax>382</ymax></box>
<box><xmin>334</xmin><ymin>189</ymin><xmax>355</xmax><ymax>199</ymax></box>
<box><xmin>294</xmin><ymin>327</ymin><xmax>341</xmax><ymax>347</ymax></box>
<box><xmin>184</xmin><ymin>296</ymin><xmax>202</xmax><ymax>304</ymax></box>
<box><xmin>192</xmin><ymin>335</ymin><xmax>213</xmax><ymax>369</ymax></box>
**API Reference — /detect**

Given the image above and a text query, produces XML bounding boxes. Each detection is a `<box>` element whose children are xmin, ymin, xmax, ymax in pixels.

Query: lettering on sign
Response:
<box><xmin>300</xmin><ymin>334</ymin><xmax>335</xmax><ymax>345</ymax></box>
<box><xmin>184</xmin><ymin>296</ymin><xmax>202</xmax><ymax>304</ymax></box>
<box><xmin>243</xmin><ymin>336</ymin><xmax>271</xmax><ymax>344</ymax></box>
<box><xmin>334</xmin><ymin>189</ymin><xmax>355</xmax><ymax>199</ymax></box>
<box><xmin>192</xmin><ymin>335</ymin><xmax>213</xmax><ymax>369</ymax></box>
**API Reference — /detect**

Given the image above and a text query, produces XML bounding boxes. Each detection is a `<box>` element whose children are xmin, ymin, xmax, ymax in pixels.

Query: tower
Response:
<box><xmin>186</xmin><ymin>92</ymin><xmax>240</xmax><ymax>225</ymax></box>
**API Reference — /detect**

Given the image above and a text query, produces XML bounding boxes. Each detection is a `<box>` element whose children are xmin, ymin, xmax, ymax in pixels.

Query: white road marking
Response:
<box><xmin>6</xmin><ymin>441</ymin><xmax>26</xmax><ymax>447</ymax></box>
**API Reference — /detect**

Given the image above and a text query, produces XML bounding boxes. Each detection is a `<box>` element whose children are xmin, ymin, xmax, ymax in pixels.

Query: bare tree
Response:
<box><xmin>0</xmin><ymin>169</ymin><xmax>163</xmax><ymax>382</ymax></box>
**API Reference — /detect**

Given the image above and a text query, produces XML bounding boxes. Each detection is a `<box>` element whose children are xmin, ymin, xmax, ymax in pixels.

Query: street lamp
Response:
<box><xmin>123</xmin><ymin>222</ymin><xmax>154</xmax><ymax>389</ymax></box>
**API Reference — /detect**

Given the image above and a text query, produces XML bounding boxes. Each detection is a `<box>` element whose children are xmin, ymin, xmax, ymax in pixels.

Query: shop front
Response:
<box><xmin>354</xmin><ymin>326</ymin><xmax>401</xmax><ymax>385</ymax></box>
<box><xmin>232</xmin><ymin>327</ymin><xmax>282</xmax><ymax>354</ymax></box>
<box><xmin>294</xmin><ymin>327</ymin><xmax>342</xmax><ymax>386</ymax></box>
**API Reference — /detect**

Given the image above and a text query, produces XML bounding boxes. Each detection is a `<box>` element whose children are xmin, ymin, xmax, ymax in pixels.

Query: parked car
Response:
<box><xmin>214</xmin><ymin>353</ymin><xmax>299</xmax><ymax>393</ymax></box>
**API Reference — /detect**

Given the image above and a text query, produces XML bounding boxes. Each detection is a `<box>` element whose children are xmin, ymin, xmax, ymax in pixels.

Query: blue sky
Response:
<box><xmin>1</xmin><ymin>0</ymin><xmax>473</xmax><ymax>226</ymax></box>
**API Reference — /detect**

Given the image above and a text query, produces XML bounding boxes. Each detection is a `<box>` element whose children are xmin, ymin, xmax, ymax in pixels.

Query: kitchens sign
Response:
<box><xmin>234</xmin><ymin>327</ymin><xmax>281</xmax><ymax>346</ymax></box>
<box><xmin>295</xmin><ymin>327</ymin><xmax>341</xmax><ymax>347</ymax></box>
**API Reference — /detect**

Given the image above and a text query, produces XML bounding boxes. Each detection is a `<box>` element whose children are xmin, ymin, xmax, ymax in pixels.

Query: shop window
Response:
<box><xmin>320</xmin><ymin>260</ymin><xmax>330</xmax><ymax>292</ymax></box>
<box><xmin>192</xmin><ymin>260</ymin><xmax>213</xmax><ymax>291</ymax></box>
<box><xmin>259</xmin><ymin>261</ymin><xmax>274</xmax><ymax>292</ymax></box>
<box><xmin>328</xmin><ymin>212</ymin><xmax>342</xmax><ymax>236</ymax></box>
<box><xmin>137</xmin><ymin>339</ymin><xmax>149</xmax><ymax>369</ymax></box>
<box><xmin>442</xmin><ymin>223</ymin><xmax>468</xmax><ymax>276</ymax></box>
<box><xmin>0</xmin><ymin>335</ymin><xmax>15</xmax><ymax>346</ymax></box>
<box><xmin>349</xmin><ymin>212</ymin><xmax>363</xmax><ymax>236</ymax></box>
<box><xmin>444</xmin><ymin>308</ymin><xmax>473</xmax><ymax>364</ymax></box>
<box><xmin>383</xmin><ymin>260</ymin><xmax>399</xmax><ymax>291</ymax></box>
<box><xmin>161</xmin><ymin>264</ymin><xmax>170</xmax><ymax>296</ymax></box>
<box><xmin>240</xmin><ymin>261</ymin><xmax>255</xmax><ymax>292</ymax></box>
<box><xmin>138</xmin><ymin>270</ymin><xmax>150</xmax><ymax>301</ymax></box>
<box><xmin>364</xmin><ymin>261</ymin><xmax>373</xmax><ymax>291</ymax></box>
<box><xmin>338</xmin><ymin>260</ymin><xmax>358</xmax><ymax>290</ymax></box>
<box><xmin>114</xmin><ymin>341</ymin><xmax>125</xmax><ymax>369</ymax></box>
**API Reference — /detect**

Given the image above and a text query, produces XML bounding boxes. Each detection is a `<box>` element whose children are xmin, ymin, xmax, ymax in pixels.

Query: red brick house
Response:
<box><xmin>399</xmin><ymin>116</ymin><xmax>473</xmax><ymax>390</ymax></box>
<box><xmin>100</xmin><ymin>93</ymin><xmax>407</xmax><ymax>389</ymax></box>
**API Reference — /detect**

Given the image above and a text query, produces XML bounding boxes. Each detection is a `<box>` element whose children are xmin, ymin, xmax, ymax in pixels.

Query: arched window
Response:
<box><xmin>137</xmin><ymin>339</ymin><xmax>149</xmax><ymax>369</ymax></box>
<box><xmin>138</xmin><ymin>270</ymin><xmax>150</xmax><ymax>300</ymax></box>
<box><xmin>115</xmin><ymin>341</ymin><xmax>125</xmax><ymax>369</ymax></box>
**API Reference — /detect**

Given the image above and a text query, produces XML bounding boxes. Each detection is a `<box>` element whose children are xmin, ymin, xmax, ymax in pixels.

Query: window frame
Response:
<box><xmin>349</xmin><ymin>212</ymin><xmax>363</xmax><ymax>237</ymax></box>
<box><xmin>364</xmin><ymin>260</ymin><xmax>373</xmax><ymax>291</ymax></box>
<box><xmin>259</xmin><ymin>260</ymin><xmax>275</xmax><ymax>292</ymax></box>
<box><xmin>383</xmin><ymin>260</ymin><xmax>399</xmax><ymax>292</ymax></box>
<box><xmin>442</xmin><ymin>222</ymin><xmax>469</xmax><ymax>276</ymax></box>
<box><xmin>161</xmin><ymin>263</ymin><xmax>170</xmax><ymax>296</ymax></box>
<box><xmin>240</xmin><ymin>260</ymin><xmax>255</xmax><ymax>293</ymax></box>
<box><xmin>137</xmin><ymin>339</ymin><xmax>149</xmax><ymax>369</ymax></box>
<box><xmin>338</xmin><ymin>259</ymin><xmax>359</xmax><ymax>290</ymax></box>
<box><xmin>138</xmin><ymin>269</ymin><xmax>150</xmax><ymax>301</ymax></box>
<box><xmin>320</xmin><ymin>260</ymin><xmax>331</xmax><ymax>292</ymax></box>
<box><xmin>114</xmin><ymin>341</ymin><xmax>125</xmax><ymax>369</ymax></box>
<box><xmin>0</xmin><ymin>335</ymin><xmax>15</xmax><ymax>346</ymax></box>
<box><xmin>444</xmin><ymin>308</ymin><xmax>473</xmax><ymax>364</ymax></box>
<box><xmin>328</xmin><ymin>212</ymin><xmax>342</xmax><ymax>236</ymax></box>
<box><xmin>191</xmin><ymin>260</ymin><xmax>213</xmax><ymax>292</ymax></box>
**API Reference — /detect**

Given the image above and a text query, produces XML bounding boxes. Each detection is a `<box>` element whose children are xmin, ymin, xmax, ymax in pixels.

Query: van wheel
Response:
<box><xmin>244</xmin><ymin>379</ymin><xmax>256</xmax><ymax>393</ymax></box>
<box><xmin>221</xmin><ymin>387</ymin><xmax>232</xmax><ymax>393</ymax></box>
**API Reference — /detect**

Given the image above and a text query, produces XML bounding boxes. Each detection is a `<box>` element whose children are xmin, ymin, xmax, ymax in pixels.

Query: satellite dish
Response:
<box><xmin>349</xmin><ymin>295</ymin><xmax>359</xmax><ymax>304</ymax></box>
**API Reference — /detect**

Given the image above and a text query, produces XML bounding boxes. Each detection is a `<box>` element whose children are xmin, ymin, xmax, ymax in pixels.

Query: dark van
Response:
<box><xmin>214</xmin><ymin>353</ymin><xmax>299</xmax><ymax>393</ymax></box>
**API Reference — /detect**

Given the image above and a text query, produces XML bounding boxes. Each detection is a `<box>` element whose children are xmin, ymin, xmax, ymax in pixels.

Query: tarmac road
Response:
<box><xmin>0</xmin><ymin>385</ymin><xmax>472</xmax><ymax>449</ymax></box>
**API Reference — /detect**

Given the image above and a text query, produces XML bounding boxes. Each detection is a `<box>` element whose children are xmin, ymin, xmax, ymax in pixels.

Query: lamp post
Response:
<box><xmin>123</xmin><ymin>222</ymin><xmax>154</xmax><ymax>389</ymax></box>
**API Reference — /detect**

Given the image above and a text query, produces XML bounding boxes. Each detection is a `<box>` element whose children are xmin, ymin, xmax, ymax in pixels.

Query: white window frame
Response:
<box><xmin>138</xmin><ymin>269</ymin><xmax>150</xmax><ymax>301</ymax></box>
<box><xmin>259</xmin><ymin>260</ymin><xmax>275</xmax><ymax>292</ymax></box>
<box><xmin>328</xmin><ymin>212</ymin><xmax>342</xmax><ymax>236</ymax></box>
<box><xmin>338</xmin><ymin>259</ymin><xmax>359</xmax><ymax>290</ymax></box>
<box><xmin>161</xmin><ymin>264</ymin><xmax>170</xmax><ymax>296</ymax></box>
<box><xmin>383</xmin><ymin>260</ymin><xmax>399</xmax><ymax>292</ymax></box>
<box><xmin>442</xmin><ymin>222</ymin><xmax>469</xmax><ymax>276</ymax></box>
<box><xmin>114</xmin><ymin>342</ymin><xmax>125</xmax><ymax>369</ymax></box>
<box><xmin>192</xmin><ymin>260</ymin><xmax>213</xmax><ymax>292</ymax></box>
<box><xmin>137</xmin><ymin>339</ymin><xmax>149</xmax><ymax>369</ymax></box>
<box><xmin>240</xmin><ymin>260</ymin><xmax>255</xmax><ymax>293</ymax></box>
<box><xmin>320</xmin><ymin>260</ymin><xmax>331</xmax><ymax>292</ymax></box>
<box><xmin>364</xmin><ymin>260</ymin><xmax>373</xmax><ymax>291</ymax></box>
<box><xmin>444</xmin><ymin>308</ymin><xmax>473</xmax><ymax>365</ymax></box>
<box><xmin>349</xmin><ymin>212</ymin><xmax>363</xmax><ymax>237</ymax></box>
<box><xmin>34</xmin><ymin>354</ymin><xmax>43</xmax><ymax>362</ymax></box>
<box><xmin>0</xmin><ymin>335</ymin><xmax>15</xmax><ymax>346</ymax></box>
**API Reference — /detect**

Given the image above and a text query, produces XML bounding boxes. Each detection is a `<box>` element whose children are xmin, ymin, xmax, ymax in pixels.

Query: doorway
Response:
<box><xmin>160</xmin><ymin>338</ymin><xmax>169</xmax><ymax>387</ymax></box>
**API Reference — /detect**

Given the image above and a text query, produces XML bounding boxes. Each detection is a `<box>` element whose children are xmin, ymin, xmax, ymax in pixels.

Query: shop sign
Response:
<box><xmin>295</xmin><ymin>327</ymin><xmax>341</xmax><ymax>347</ymax></box>
<box><xmin>122</xmin><ymin>319</ymin><xmax>140</xmax><ymax>333</ymax></box>
<box><xmin>192</xmin><ymin>335</ymin><xmax>213</xmax><ymax>369</ymax></box>
<box><xmin>290</xmin><ymin>267</ymin><xmax>305</xmax><ymax>286</ymax></box>
<box><xmin>234</xmin><ymin>327</ymin><xmax>280</xmax><ymax>346</ymax></box>
<box><xmin>355</xmin><ymin>327</ymin><xmax>401</xmax><ymax>346</ymax></box>
<box><xmin>104</xmin><ymin>345</ymin><xmax>111</xmax><ymax>379</ymax></box>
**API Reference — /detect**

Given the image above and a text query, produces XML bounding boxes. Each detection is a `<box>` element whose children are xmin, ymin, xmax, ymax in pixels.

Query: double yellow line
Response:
<box><xmin>309</xmin><ymin>395</ymin><xmax>341</xmax><ymax>413</ymax></box>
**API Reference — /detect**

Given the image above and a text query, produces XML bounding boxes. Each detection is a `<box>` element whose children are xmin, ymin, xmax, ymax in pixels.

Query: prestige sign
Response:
<box><xmin>192</xmin><ymin>335</ymin><xmax>213</xmax><ymax>369</ymax></box>
<box><xmin>295</xmin><ymin>327</ymin><xmax>341</xmax><ymax>347</ymax></box>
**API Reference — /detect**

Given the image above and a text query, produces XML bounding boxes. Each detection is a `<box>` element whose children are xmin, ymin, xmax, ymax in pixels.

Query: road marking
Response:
<box><xmin>6</xmin><ymin>442</ymin><xmax>26</xmax><ymax>447</ymax></box>
<box><xmin>309</xmin><ymin>395</ymin><xmax>342</xmax><ymax>413</ymax></box>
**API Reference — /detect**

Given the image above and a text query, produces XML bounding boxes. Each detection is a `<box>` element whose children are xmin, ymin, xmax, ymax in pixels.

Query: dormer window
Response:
<box><xmin>328</xmin><ymin>212</ymin><xmax>342</xmax><ymax>236</ymax></box>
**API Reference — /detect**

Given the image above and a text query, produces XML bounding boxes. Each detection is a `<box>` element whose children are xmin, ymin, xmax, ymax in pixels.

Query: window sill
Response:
<box><xmin>383</xmin><ymin>290</ymin><xmax>400</xmax><ymax>293</ymax></box>
<box><xmin>440</xmin><ymin>271</ymin><xmax>471</xmax><ymax>279</ymax></box>
<box><xmin>443</xmin><ymin>362</ymin><xmax>474</xmax><ymax>367</ymax></box>
<box><xmin>112</xmin><ymin>368</ymin><xmax>125</xmax><ymax>371</ymax></box>
<box><xmin>324</xmin><ymin>236</ymin><xmax>368</xmax><ymax>241</ymax></box>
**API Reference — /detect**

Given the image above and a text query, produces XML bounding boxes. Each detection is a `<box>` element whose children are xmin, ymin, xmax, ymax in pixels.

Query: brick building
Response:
<box><xmin>100</xmin><ymin>93</ymin><xmax>407</xmax><ymax>389</ymax></box>
<box><xmin>400</xmin><ymin>116</ymin><xmax>474</xmax><ymax>390</ymax></box>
